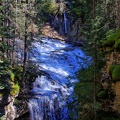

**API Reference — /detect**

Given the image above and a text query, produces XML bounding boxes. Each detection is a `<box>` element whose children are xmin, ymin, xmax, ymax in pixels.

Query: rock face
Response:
<box><xmin>0</xmin><ymin>95</ymin><xmax>16</xmax><ymax>120</ymax></box>
<box><xmin>0</xmin><ymin>94</ymin><xmax>30</xmax><ymax>120</ymax></box>
<box><xmin>41</xmin><ymin>14</ymin><xmax>84</xmax><ymax>45</ymax></box>
<box><xmin>112</xmin><ymin>81</ymin><xmax>120</xmax><ymax>114</ymax></box>
<box><xmin>41</xmin><ymin>23</ymin><xmax>65</xmax><ymax>40</ymax></box>
<box><xmin>69</xmin><ymin>18</ymin><xmax>81</xmax><ymax>41</ymax></box>
<box><xmin>105</xmin><ymin>50</ymin><xmax>120</xmax><ymax>73</ymax></box>
<box><xmin>4</xmin><ymin>96</ymin><xmax>16</xmax><ymax>120</ymax></box>
<box><xmin>0</xmin><ymin>86</ymin><xmax>31</xmax><ymax>120</ymax></box>
<box><xmin>101</xmin><ymin>50</ymin><xmax>120</xmax><ymax>114</ymax></box>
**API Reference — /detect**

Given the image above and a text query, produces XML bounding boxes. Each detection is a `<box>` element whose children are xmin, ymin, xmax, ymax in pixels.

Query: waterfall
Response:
<box><xmin>29</xmin><ymin>75</ymin><xmax>69</xmax><ymax>120</ymax></box>
<box><xmin>29</xmin><ymin>95</ymin><xmax>66</xmax><ymax>120</ymax></box>
<box><xmin>63</xmin><ymin>11</ymin><xmax>67</xmax><ymax>34</ymax></box>
<box><xmin>28</xmin><ymin>37</ymin><xmax>90</xmax><ymax>120</ymax></box>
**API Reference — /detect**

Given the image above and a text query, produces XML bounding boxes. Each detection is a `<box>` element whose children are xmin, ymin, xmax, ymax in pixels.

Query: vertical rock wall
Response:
<box><xmin>4</xmin><ymin>96</ymin><xmax>16</xmax><ymax>120</ymax></box>
<box><xmin>112</xmin><ymin>81</ymin><xmax>120</xmax><ymax>114</ymax></box>
<box><xmin>101</xmin><ymin>50</ymin><xmax>120</xmax><ymax>114</ymax></box>
<box><xmin>0</xmin><ymin>95</ymin><xmax>16</xmax><ymax>120</ymax></box>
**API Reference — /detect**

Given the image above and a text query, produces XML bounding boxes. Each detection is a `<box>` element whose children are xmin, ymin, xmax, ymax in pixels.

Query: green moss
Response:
<box><xmin>109</xmin><ymin>65</ymin><xmax>120</xmax><ymax>82</ymax></box>
<box><xmin>10</xmin><ymin>83</ymin><xmax>20</xmax><ymax>96</ymax></box>
<box><xmin>109</xmin><ymin>65</ymin><xmax>116</xmax><ymax>74</ymax></box>
<box><xmin>97</xmin><ymin>90</ymin><xmax>107</xmax><ymax>99</ymax></box>
<box><xmin>7</xmin><ymin>69</ymin><xmax>15</xmax><ymax>81</ymax></box>
<box><xmin>0</xmin><ymin>93</ymin><xmax>3</xmax><ymax>97</ymax></box>
<box><xmin>103</xmin><ymin>29</ymin><xmax>120</xmax><ymax>49</ymax></box>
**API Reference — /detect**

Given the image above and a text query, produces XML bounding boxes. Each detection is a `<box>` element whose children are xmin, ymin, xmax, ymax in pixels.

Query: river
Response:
<box><xmin>27</xmin><ymin>37</ymin><xmax>90</xmax><ymax>120</ymax></box>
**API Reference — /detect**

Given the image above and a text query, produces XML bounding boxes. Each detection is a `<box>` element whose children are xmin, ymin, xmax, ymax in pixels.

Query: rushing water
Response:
<box><xmin>28</xmin><ymin>37</ymin><xmax>90</xmax><ymax>120</ymax></box>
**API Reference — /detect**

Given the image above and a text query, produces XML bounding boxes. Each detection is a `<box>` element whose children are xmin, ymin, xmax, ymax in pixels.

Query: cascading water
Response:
<box><xmin>63</xmin><ymin>11</ymin><xmax>67</xmax><ymax>34</ymax></box>
<box><xmin>28</xmin><ymin>37</ymin><xmax>90</xmax><ymax>120</ymax></box>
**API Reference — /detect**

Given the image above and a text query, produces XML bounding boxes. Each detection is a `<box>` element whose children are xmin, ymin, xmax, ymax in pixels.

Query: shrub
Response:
<box><xmin>97</xmin><ymin>90</ymin><xmax>107</xmax><ymax>99</ymax></box>
<box><xmin>109</xmin><ymin>65</ymin><xmax>120</xmax><ymax>82</ymax></box>
<box><xmin>10</xmin><ymin>83</ymin><xmax>20</xmax><ymax>96</ymax></box>
<box><xmin>12</xmin><ymin>65</ymin><xmax>23</xmax><ymax>83</ymax></box>
<box><xmin>103</xmin><ymin>29</ymin><xmax>120</xmax><ymax>49</ymax></box>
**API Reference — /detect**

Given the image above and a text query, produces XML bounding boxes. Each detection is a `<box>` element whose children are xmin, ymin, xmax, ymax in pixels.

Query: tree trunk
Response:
<box><xmin>22</xmin><ymin>11</ymin><xmax>28</xmax><ymax>87</ymax></box>
<box><xmin>93</xmin><ymin>0</ymin><xmax>97</xmax><ymax>120</ymax></box>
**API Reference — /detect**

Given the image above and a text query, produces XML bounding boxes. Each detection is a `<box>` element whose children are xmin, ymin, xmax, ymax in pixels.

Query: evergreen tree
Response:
<box><xmin>70</xmin><ymin>0</ymin><xmax>120</xmax><ymax>119</ymax></box>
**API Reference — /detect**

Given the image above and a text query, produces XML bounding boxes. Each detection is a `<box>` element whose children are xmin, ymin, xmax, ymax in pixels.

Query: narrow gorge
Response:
<box><xmin>0</xmin><ymin>0</ymin><xmax>120</xmax><ymax>120</ymax></box>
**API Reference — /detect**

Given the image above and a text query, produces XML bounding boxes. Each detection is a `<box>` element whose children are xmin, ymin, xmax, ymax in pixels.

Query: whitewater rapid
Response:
<box><xmin>28</xmin><ymin>37</ymin><xmax>90</xmax><ymax>120</ymax></box>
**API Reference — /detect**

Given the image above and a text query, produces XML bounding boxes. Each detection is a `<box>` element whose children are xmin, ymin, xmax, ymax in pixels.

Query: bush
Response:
<box><xmin>103</xmin><ymin>29</ymin><xmax>120</xmax><ymax>49</ymax></box>
<box><xmin>97</xmin><ymin>90</ymin><xmax>107</xmax><ymax>99</ymax></box>
<box><xmin>109</xmin><ymin>65</ymin><xmax>120</xmax><ymax>82</ymax></box>
<box><xmin>10</xmin><ymin>83</ymin><xmax>20</xmax><ymax>96</ymax></box>
<box><xmin>12</xmin><ymin>65</ymin><xmax>23</xmax><ymax>83</ymax></box>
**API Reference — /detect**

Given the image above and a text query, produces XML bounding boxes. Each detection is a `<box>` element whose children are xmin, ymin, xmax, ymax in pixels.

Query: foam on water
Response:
<box><xmin>29</xmin><ymin>38</ymin><xmax>90</xmax><ymax>120</ymax></box>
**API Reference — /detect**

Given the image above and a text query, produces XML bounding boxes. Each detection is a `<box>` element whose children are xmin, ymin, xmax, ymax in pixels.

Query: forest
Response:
<box><xmin>0</xmin><ymin>0</ymin><xmax>120</xmax><ymax>120</ymax></box>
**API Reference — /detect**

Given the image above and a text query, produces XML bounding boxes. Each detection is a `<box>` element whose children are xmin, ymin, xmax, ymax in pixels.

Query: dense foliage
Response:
<box><xmin>0</xmin><ymin>0</ymin><xmax>39</xmax><ymax>97</ymax></box>
<box><xmin>70</xmin><ymin>0</ymin><xmax>120</xmax><ymax>120</ymax></box>
<box><xmin>0</xmin><ymin>0</ymin><xmax>120</xmax><ymax>119</ymax></box>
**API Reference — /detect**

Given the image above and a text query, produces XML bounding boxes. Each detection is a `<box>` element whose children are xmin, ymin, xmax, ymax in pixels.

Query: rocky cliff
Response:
<box><xmin>101</xmin><ymin>50</ymin><xmax>120</xmax><ymax>114</ymax></box>
<box><xmin>40</xmin><ymin>14</ymin><xmax>84</xmax><ymax>46</ymax></box>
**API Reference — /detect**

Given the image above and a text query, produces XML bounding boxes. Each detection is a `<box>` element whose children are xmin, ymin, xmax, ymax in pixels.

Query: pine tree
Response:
<box><xmin>70</xmin><ymin>0</ymin><xmax>120</xmax><ymax>119</ymax></box>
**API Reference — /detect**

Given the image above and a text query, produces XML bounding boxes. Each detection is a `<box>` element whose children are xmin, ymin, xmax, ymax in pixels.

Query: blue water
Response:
<box><xmin>28</xmin><ymin>37</ymin><xmax>91</xmax><ymax>120</ymax></box>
